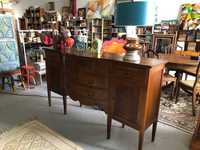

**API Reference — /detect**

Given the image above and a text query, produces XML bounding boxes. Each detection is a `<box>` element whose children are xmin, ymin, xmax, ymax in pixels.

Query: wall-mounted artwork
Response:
<box><xmin>0</xmin><ymin>15</ymin><xmax>14</xmax><ymax>38</ymax></box>
<box><xmin>62</xmin><ymin>6</ymin><xmax>71</xmax><ymax>20</ymax></box>
<box><xmin>0</xmin><ymin>14</ymin><xmax>19</xmax><ymax>72</ymax></box>
<box><xmin>178</xmin><ymin>3</ymin><xmax>200</xmax><ymax>30</ymax></box>
<box><xmin>78</xmin><ymin>8</ymin><xmax>86</xmax><ymax>19</ymax></box>
<box><xmin>86</xmin><ymin>0</ymin><xmax>115</xmax><ymax>19</ymax></box>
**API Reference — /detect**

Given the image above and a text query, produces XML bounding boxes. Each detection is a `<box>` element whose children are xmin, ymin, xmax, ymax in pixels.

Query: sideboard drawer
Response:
<box><xmin>111</xmin><ymin>67</ymin><xmax>146</xmax><ymax>81</ymax></box>
<box><xmin>72</xmin><ymin>57</ymin><xmax>108</xmax><ymax>75</ymax></box>
<box><xmin>76</xmin><ymin>72</ymin><xmax>107</xmax><ymax>89</ymax></box>
<box><xmin>71</xmin><ymin>85</ymin><xmax>108</xmax><ymax>102</ymax></box>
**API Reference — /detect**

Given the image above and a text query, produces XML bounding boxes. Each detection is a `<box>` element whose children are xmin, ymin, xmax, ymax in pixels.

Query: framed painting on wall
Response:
<box><xmin>0</xmin><ymin>14</ymin><xmax>20</xmax><ymax>72</ymax></box>
<box><xmin>152</xmin><ymin>34</ymin><xmax>177</xmax><ymax>54</ymax></box>
<box><xmin>62</xmin><ymin>6</ymin><xmax>71</xmax><ymax>20</ymax></box>
<box><xmin>78</xmin><ymin>8</ymin><xmax>86</xmax><ymax>19</ymax></box>
<box><xmin>86</xmin><ymin>0</ymin><xmax>116</xmax><ymax>19</ymax></box>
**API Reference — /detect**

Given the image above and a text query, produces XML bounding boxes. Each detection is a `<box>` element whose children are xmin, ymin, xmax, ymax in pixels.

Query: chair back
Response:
<box><xmin>193</xmin><ymin>61</ymin><xmax>200</xmax><ymax>89</ymax></box>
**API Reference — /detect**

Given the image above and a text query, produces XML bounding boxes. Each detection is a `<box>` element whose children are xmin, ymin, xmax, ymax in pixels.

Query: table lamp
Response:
<box><xmin>115</xmin><ymin>1</ymin><xmax>155</xmax><ymax>61</ymax></box>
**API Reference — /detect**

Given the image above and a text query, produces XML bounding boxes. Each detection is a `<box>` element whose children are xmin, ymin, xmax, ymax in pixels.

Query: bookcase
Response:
<box><xmin>177</xmin><ymin>30</ymin><xmax>200</xmax><ymax>52</ymax></box>
<box><xmin>111</xmin><ymin>15</ymin><xmax>126</xmax><ymax>37</ymax></box>
<box><xmin>112</xmin><ymin>26</ymin><xmax>126</xmax><ymax>35</ymax></box>
<box><xmin>154</xmin><ymin>24</ymin><xmax>178</xmax><ymax>34</ymax></box>
<box><xmin>87</xmin><ymin>17</ymin><xmax>126</xmax><ymax>45</ymax></box>
<box><xmin>23</xmin><ymin>7</ymin><xmax>45</xmax><ymax>30</ymax></box>
<box><xmin>87</xmin><ymin>18</ymin><xmax>104</xmax><ymax>46</ymax></box>
<box><xmin>21</xmin><ymin>7</ymin><xmax>59</xmax><ymax>30</ymax></box>
<box><xmin>136</xmin><ymin>26</ymin><xmax>153</xmax><ymax>42</ymax></box>
<box><xmin>136</xmin><ymin>26</ymin><xmax>153</xmax><ymax>36</ymax></box>
<box><xmin>44</xmin><ymin>10</ymin><xmax>59</xmax><ymax>30</ymax></box>
<box><xmin>103</xmin><ymin>19</ymin><xmax>113</xmax><ymax>40</ymax></box>
<box><xmin>62</xmin><ymin>17</ymin><xmax>87</xmax><ymax>36</ymax></box>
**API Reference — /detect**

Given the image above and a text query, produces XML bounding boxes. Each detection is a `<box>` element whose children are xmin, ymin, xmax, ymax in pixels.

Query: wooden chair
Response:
<box><xmin>190</xmin><ymin>112</ymin><xmax>200</xmax><ymax>149</ymax></box>
<box><xmin>21</xmin><ymin>65</ymin><xmax>36</xmax><ymax>89</ymax></box>
<box><xmin>176</xmin><ymin>62</ymin><xmax>200</xmax><ymax>116</ymax></box>
<box><xmin>0</xmin><ymin>69</ymin><xmax>25</xmax><ymax>92</ymax></box>
<box><xmin>143</xmin><ymin>50</ymin><xmax>177</xmax><ymax>99</ymax></box>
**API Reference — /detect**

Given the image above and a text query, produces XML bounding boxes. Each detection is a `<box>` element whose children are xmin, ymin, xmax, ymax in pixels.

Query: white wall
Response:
<box><xmin>77</xmin><ymin>0</ymin><xmax>90</xmax><ymax>9</ymax></box>
<box><xmin>11</xmin><ymin>0</ymin><xmax>200</xmax><ymax>21</ymax></box>
<box><xmin>13</xmin><ymin>0</ymin><xmax>89</xmax><ymax>17</ymax></box>
<box><xmin>155</xmin><ymin>0</ymin><xmax>200</xmax><ymax>22</ymax></box>
<box><xmin>13</xmin><ymin>0</ymin><xmax>69</xmax><ymax>17</ymax></box>
<box><xmin>77</xmin><ymin>0</ymin><xmax>200</xmax><ymax>22</ymax></box>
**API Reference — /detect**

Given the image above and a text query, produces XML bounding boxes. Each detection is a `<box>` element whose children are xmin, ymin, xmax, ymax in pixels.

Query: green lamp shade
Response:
<box><xmin>115</xmin><ymin>1</ymin><xmax>155</xmax><ymax>26</ymax></box>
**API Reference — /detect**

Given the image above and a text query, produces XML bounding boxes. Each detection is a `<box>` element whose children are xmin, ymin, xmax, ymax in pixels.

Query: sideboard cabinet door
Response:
<box><xmin>110</xmin><ymin>62</ymin><xmax>148</xmax><ymax>129</ymax></box>
<box><xmin>46</xmin><ymin>51</ymin><xmax>65</xmax><ymax>95</ymax></box>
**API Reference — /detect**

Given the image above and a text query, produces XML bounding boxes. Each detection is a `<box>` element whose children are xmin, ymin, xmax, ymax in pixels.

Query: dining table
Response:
<box><xmin>159</xmin><ymin>52</ymin><xmax>199</xmax><ymax>77</ymax></box>
<box><xmin>158</xmin><ymin>51</ymin><xmax>200</xmax><ymax>150</ymax></box>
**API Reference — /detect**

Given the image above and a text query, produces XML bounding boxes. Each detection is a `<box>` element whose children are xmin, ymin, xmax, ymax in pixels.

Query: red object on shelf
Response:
<box><xmin>65</xmin><ymin>37</ymin><xmax>74</xmax><ymax>48</ymax></box>
<box><xmin>21</xmin><ymin>65</ymin><xmax>36</xmax><ymax>88</ymax></box>
<box><xmin>42</xmin><ymin>35</ymin><xmax>53</xmax><ymax>46</ymax></box>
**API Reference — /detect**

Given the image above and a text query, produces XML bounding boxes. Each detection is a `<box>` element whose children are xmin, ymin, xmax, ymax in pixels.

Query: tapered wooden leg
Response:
<box><xmin>192</xmin><ymin>92</ymin><xmax>196</xmax><ymax>116</ymax></box>
<box><xmin>107</xmin><ymin>114</ymin><xmax>112</xmax><ymax>139</ymax></box>
<box><xmin>63</xmin><ymin>95</ymin><xmax>67</xmax><ymax>115</ymax></box>
<box><xmin>48</xmin><ymin>90</ymin><xmax>51</xmax><ymax>107</ymax></box>
<box><xmin>20</xmin><ymin>76</ymin><xmax>26</xmax><ymax>90</ymax></box>
<box><xmin>2</xmin><ymin>77</ymin><xmax>5</xmax><ymax>90</ymax></box>
<box><xmin>152</xmin><ymin>122</ymin><xmax>157</xmax><ymax>142</ymax></box>
<box><xmin>170</xmin><ymin>81</ymin><xmax>176</xmax><ymax>100</ymax></box>
<box><xmin>139</xmin><ymin>130</ymin><xmax>144</xmax><ymax>150</ymax></box>
<box><xmin>175</xmin><ymin>84</ymin><xmax>180</xmax><ymax>104</ymax></box>
<box><xmin>198</xmin><ymin>94</ymin><xmax>200</xmax><ymax>104</ymax></box>
<box><xmin>27</xmin><ymin>71</ymin><xmax>30</xmax><ymax>89</ymax></box>
<box><xmin>10</xmin><ymin>76</ymin><xmax>15</xmax><ymax>92</ymax></box>
<box><xmin>185</xmin><ymin>74</ymin><xmax>188</xmax><ymax>80</ymax></box>
<box><xmin>122</xmin><ymin>123</ymin><xmax>125</xmax><ymax>128</ymax></box>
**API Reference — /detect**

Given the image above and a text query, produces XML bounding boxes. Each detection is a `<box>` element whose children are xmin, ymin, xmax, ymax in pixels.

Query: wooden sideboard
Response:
<box><xmin>45</xmin><ymin>49</ymin><xmax>165</xmax><ymax>150</ymax></box>
<box><xmin>45</xmin><ymin>50</ymin><xmax>67</xmax><ymax>114</ymax></box>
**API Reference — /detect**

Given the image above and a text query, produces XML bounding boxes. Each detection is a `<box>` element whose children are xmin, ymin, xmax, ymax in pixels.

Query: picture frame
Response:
<box><xmin>62</xmin><ymin>6</ymin><xmax>71</xmax><ymax>20</ymax></box>
<box><xmin>78</xmin><ymin>8</ymin><xmax>86</xmax><ymax>19</ymax></box>
<box><xmin>152</xmin><ymin>34</ymin><xmax>177</xmax><ymax>54</ymax></box>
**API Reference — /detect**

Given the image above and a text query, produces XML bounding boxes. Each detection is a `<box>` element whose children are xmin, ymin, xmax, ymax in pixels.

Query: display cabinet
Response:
<box><xmin>177</xmin><ymin>30</ymin><xmax>200</xmax><ymax>52</ymax></box>
<box><xmin>87</xmin><ymin>18</ymin><xmax>104</xmax><ymax>45</ymax></box>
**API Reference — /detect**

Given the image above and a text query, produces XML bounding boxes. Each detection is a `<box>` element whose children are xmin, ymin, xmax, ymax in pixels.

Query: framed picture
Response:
<box><xmin>78</xmin><ymin>8</ymin><xmax>86</xmax><ymax>19</ymax></box>
<box><xmin>0</xmin><ymin>14</ymin><xmax>20</xmax><ymax>72</ymax></box>
<box><xmin>152</xmin><ymin>34</ymin><xmax>177</xmax><ymax>54</ymax></box>
<box><xmin>62</xmin><ymin>6</ymin><xmax>71</xmax><ymax>20</ymax></box>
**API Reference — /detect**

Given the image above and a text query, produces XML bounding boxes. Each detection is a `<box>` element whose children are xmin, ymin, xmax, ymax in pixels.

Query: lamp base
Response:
<box><xmin>123</xmin><ymin>38</ymin><xmax>142</xmax><ymax>62</ymax></box>
<box><xmin>123</xmin><ymin>50</ymin><xmax>141</xmax><ymax>62</ymax></box>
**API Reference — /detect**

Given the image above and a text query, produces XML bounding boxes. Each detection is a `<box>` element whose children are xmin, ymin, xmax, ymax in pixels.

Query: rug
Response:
<box><xmin>159</xmin><ymin>89</ymin><xmax>200</xmax><ymax>134</ymax></box>
<box><xmin>0</xmin><ymin>120</ymin><xmax>83</xmax><ymax>150</ymax></box>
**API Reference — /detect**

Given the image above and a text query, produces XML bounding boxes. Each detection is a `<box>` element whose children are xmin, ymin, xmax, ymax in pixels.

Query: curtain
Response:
<box><xmin>71</xmin><ymin>0</ymin><xmax>76</xmax><ymax>16</ymax></box>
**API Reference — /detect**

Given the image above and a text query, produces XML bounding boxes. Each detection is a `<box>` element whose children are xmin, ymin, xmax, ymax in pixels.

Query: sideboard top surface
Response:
<box><xmin>44</xmin><ymin>48</ymin><xmax>166</xmax><ymax>68</ymax></box>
